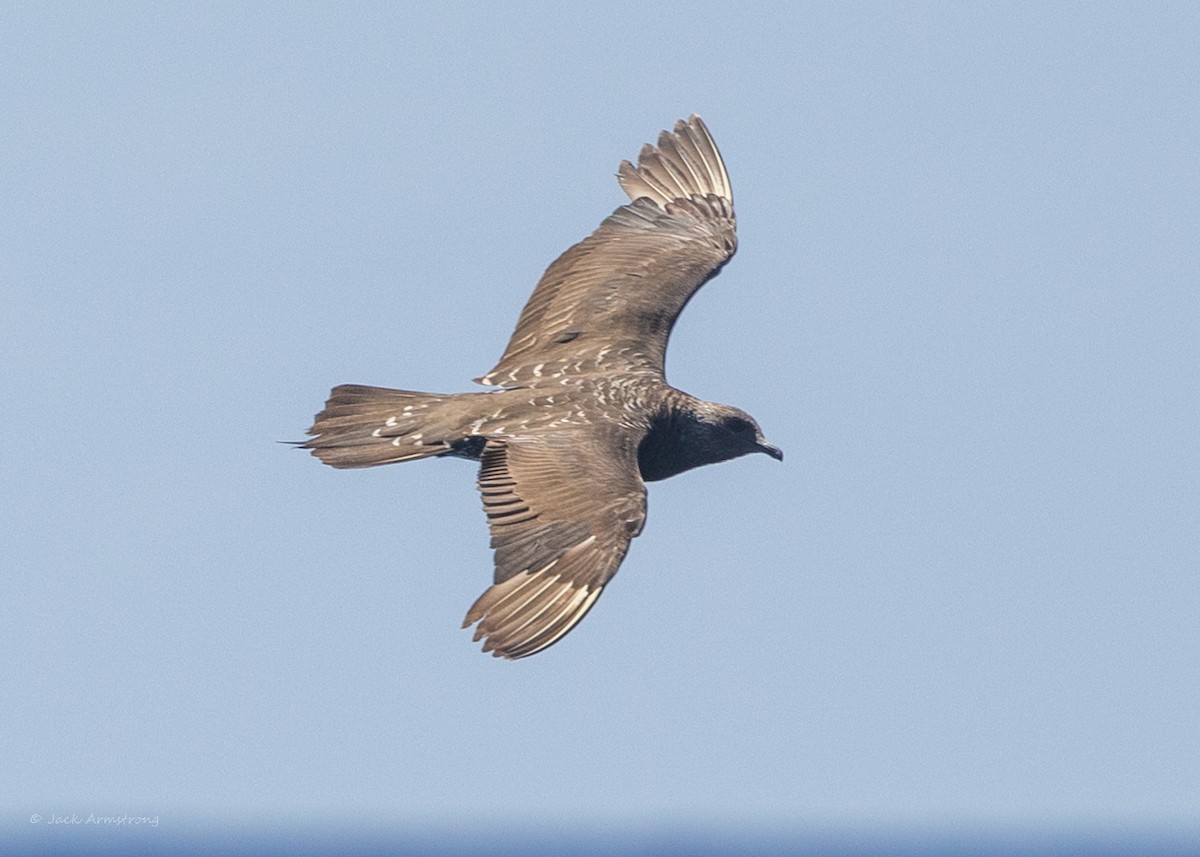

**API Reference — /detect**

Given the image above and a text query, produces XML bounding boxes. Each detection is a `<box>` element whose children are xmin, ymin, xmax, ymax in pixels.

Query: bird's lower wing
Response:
<box><xmin>464</xmin><ymin>432</ymin><xmax>647</xmax><ymax>659</ymax></box>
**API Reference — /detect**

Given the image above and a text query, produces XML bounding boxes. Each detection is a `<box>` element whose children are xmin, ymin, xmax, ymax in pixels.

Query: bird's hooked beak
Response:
<box><xmin>757</xmin><ymin>439</ymin><xmax>784</xmax><ymax>462</ymax></box>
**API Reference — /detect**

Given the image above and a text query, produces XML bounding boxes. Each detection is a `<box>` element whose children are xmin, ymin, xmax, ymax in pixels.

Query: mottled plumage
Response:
<box><xmin>303</xmin><ymin>116</ymin><xmax>781</xmax><ymax>658</ymax></box>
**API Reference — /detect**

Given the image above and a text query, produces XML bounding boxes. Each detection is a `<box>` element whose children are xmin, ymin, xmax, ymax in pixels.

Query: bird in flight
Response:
<box><xmin>303</xmin><ymin>115</ymin><xmax>782</xmax><ymax>659</ymax></box>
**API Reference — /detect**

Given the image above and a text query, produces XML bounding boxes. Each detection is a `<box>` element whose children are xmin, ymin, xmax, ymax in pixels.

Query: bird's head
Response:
<box><xmin>704</xmin><ymin>404</ymin><xmax>784</xmax><ymax>463</ymax></box>
<box><xmin>638</xmin><ymin>397</ymin><xmax>783</xmax><ymax>481</ymax></box>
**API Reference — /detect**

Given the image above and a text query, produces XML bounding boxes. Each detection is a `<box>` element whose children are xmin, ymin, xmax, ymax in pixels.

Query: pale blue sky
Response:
<box><xmin>3</xmin><ymin>2</ymin><xmax>1198</xmax><ymax>852</ymax></box>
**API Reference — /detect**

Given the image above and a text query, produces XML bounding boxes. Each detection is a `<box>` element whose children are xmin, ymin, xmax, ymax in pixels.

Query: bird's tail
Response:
<box><xmin>302</xmin><ymin>384</ymin><xmax>468</xmax><ymax>469</ymax></box>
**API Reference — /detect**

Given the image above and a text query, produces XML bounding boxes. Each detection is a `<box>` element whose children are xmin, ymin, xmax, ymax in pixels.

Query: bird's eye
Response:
<box><xmin>724</xmin><ymin>416</ymin><xmax>752</xmax><ymax>434</ymax></box>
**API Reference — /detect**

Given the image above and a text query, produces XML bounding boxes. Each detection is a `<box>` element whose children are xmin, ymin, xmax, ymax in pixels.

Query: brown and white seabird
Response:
<box><xmin>303</xmin><ymin>116</ymin><xmax>782</xmax><ymax>659</ymax></box>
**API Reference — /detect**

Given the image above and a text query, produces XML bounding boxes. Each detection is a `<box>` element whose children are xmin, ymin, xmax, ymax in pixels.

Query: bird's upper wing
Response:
<box><xmin>463</xmin><ymin>430</ymin><xmax>647</xmax><ymax>659</ymax></box>
<box><xmin>478</xmin><ymin>115</ymin><xmax>737</xmax><ymax>387</ymax></box>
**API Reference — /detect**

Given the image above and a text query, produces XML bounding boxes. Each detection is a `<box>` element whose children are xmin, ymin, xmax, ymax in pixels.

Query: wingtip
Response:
<box><xmin>616</xmin><ymin>114</ymin><xmax>732</xmax><ymax>207</ymax></box>
<box><xmin>462</xmin><ymin>569</ymin><xmax>606</xmax><ymax>660</ymax></box>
